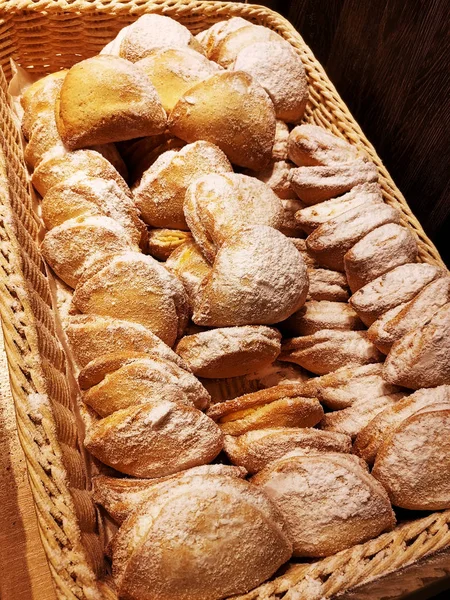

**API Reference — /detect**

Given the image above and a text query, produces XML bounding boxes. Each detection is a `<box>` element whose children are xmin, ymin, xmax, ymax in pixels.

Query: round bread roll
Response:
<box><xmin>288</xmin><ymin>124</ymin><xmax>364</xmax><ymax>167</ymax></box>
<box><xmin>169</xmin><ymin>71</ymin><xmax>276</xmax><ymax>170</ymax></box>
<box><xmin>137</xmin><ymin>47</ymin><xmax>220</xmax><ymax>113</ymax></box>
<box><xmin>207</xmin><ymin>384</ymin><xmax>323</xmax><ymax>435</ymax></box>
<box><xmin>41</xmin><ymin>216</ymin><xmax>137</xmax><ymax>288</ymax></box>
<box><xmin>147</xmin><ymin>228</ymin><xmax>192</xmax><ymax>261</ymax></box>
<box><xmin>84</xmin><ymin>401</ymin><xmax>223</xmax><ymax>478</ymax></box>
<box><xmin>224</xmin><ymin>428</ymin><xmax>352</xmax><ymax>474</ymax></box>
<box><xmin>251</xmin><ymin>453</ymin><xmax>395</xmax><ymax>556</ymax></box>
<box><xmin>21</xmin><ymin>70</ymin><xmax>67</xmax><ymax>139</ymax></box>
<box><xmin>211</xmin><ymin>24</ymin><xmax>283</xmax><ymax>67</ymax></box>
<box><xmin>118</xmin><ymin>14</ymin><xmax>205</xmax><ymax>62</ymax></box>
<box><xmin>112</xmin><ymin>475</ymin><xmax>292</xmax><ymax>600</ymax></box>
<box><xmin>65</xmin><ymin>314</ymin><xmax>188</xmax><ymax>370</ymax></box>
<box><xmin>282</xmin><ymin>300</ymin><xmax>364</xmax><ymax>336</ymax></box>
<box><xmin>79</xmin><ymin>351</ymin><xmax>210</xmax><ymax>415</ymax></box>
<box><xmin>196</xmin><ymin>17</ymin><xmax>251</xmax><ymax>57</ymax></box>
<box><xmin>71</xmin><ymin>251</ymin><xmax>189</xmax><ymax>347</ymax></box>
<box><xmin>32</xmin><ymin>149</ymin><xmax>130</xmax><ymax>198</ymax></box>
<box><xmin>42</xmin><ymin>175</ymin><xmax>146</xmax><ymax>248</ymax></box>
<box><xmin>132</xmin><ymin>141</ymin><xmax>231</xmax><ymax>229</ymax></box>
<box><xmin>184</xmin><ymin>173</ymin><xmax>285</xmax><ymax>262</ymax></box>
<box><xmin>192</xmin><ymin>225</ymin><xmax>309</xmax><ymax>326</ymax></box>
<box><xmin>372</xmin><ymin>404</ymin><xmax>450</xmax><ymax>510</ymax></box>
<box><xmin>232</xmin><ymin>40</ymin><xmax>308</xmax><ymax>122</ymax></box>
<box><xmin>56</xmin><ymin>55</ymin><xmax>167</xmax><ymax>149</ymax></box>
<box><xmin>175</xmin><ymin>326</ymin><xmax>281</xmax><ymax>378</ymax></box>
<box><xmin>165</xmin><ymin>240</ymin><xmax>211</xmax><ymax>301</ymax></box>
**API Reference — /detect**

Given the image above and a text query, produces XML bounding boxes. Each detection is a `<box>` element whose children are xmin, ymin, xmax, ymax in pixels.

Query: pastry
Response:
<box><xmin>223</xmin><ymin>427</ymin><xmax>351</xmax><ymax>474</ymax></box>
<box><xmin>196</xmin><ymin>17</ymin><xmax>251</xmax><ymax>57</ymax></box>
<box><xmin>282</xmin><ymin>300</ymin><xmax>364</xmax><ymax>336</ymax></box>
<box><xmin>175</xmin><ymin>326</ymin><xmax>281</xmax><ymax>378</ymax></box>
<box><xmin>56</xmin><ymin>55</ymin><xmax>167</xmax><ymax>149</ymax></box>
<box><xmin>251</xmin><ymin>453</ymin><xmax>395</xmax><ymax>556</ymax></box>
<box><xmin>232</xmin><ymin>40</ymin><xmax>308</xmax><ymax>122</ymax></box>
<box><xmin>248</xmin><ymin>162</ymin><xmax>297</xmax><ymax>202</ymax></box>
<box><xmin>288</xmin><ymin>124</ymin><xmax>364</xmax><ymax>167</ymax></box>
<box><xmin>133</xmin><ymin>141</ymin><xmax>232</xmax><ymax>230</ymax></box>
<box><xmin>279</xmin><ymin>330</ymin><xmax>383</xmax><ymax>375</ymax></box>
<box><xmin>372</xmin><ymin>403</ymin><xmax>450</xmax><ymax>510</ymax></box>
<box><xmin>207</xmin><ymin>384</ymin><xmax>323</xmax><ymax>435</ymax></box>
<box><xmin>289</xmin><ymin>159</ymin><xmax>378</xmax><ymax>205</ymax></box>
<box><xmin>344</xmin><ymin>223</ymin><xmax>419</xmax><ymax>292</ymax></box>
<box><xmin>184</xmin><ymin>173</ymin><xmax>285</xmax><ymax>262</ymax></box>
<box><xmin>21</xmin><ymin>70</ymin><xmax>67</xmax><ymax>138</ymax></box>
<box><xmin>165</xmin><ymin>240</ymin><xmax>211</xmax><ymax>301</ymax></box>
<box><xmin>71</xmin><ymin>251</ymin><xmax>189</xmax><ymax>347</ymax></box>
<box><xmin>147</xmin><ymin>229</ymin><xmax>192</xmax><ymax>261</ymax></box>
<box><xmin>84</xmin><ymin>401</ymin><xmax>223</xmax><ymax>477</ymax></box>
<box><xmin>79</xmin><ymin>351</ymin><xmax>210</xmax><ymax>415</ymax></box>
<box><xmin>353</xmin><ymin>385</ymin><xmax>450</xmax><ymax>464</ymax></box>
<box><xmin>383</xmin><ymin>302</ymin><xmax>450</xmax><ymax>389</ymax></box>
<box><xmin>349</xmin><ymin>263</ymin><xmax>445</xmax><ymax>326</ymax></box>
<box><xmin>307</xmin><ymin>268</ymin><xmax>350</xmax><ymax>301</ymax></box>
<box><xmin>306</xmin><ymin>201</ymin><xmax>401</xmax><ymax>271</ymax></box>
<box><xmin>211</xmin><ymin>23</ymin><xmax>283</xmax><ymax>67</ymax></box>
<box><xmin>112</xmin><ymin>475</ymin><xmax>292</xmax><ymax>600</ymax></box>
<box><xmin>192</xmin><ymin>225</ymin><xmax>309</xmax><ymax>326</ymax></box>
<box><xmin>169</xmin><ymin>71</ymin><xmax>276</xmax><ymax>170</ymax></box>
<box><xmin>295</xmin><ymin>182</ymin><xmax>382</xmax><ymax>234</ymax></box>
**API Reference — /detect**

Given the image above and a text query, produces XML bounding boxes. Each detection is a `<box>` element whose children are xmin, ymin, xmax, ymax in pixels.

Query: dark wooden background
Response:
<box><xmin>259</xmin><ymin>0</ymin><xmax>449</xmax><ymax>265</ymax></box>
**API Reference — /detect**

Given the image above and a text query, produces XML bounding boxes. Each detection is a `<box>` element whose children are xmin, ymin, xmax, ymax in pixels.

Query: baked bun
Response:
<box><xmin>71</xmin><ymin>252</ymin><xmax>188</xmax><ymax>347</ymax></box>
<box><xmin>192</xmin><ymin>225</ymin><xmax>309</xmax><ymax>326</ymax></box>
<box><xmin>211</xmin><ymin>24</ymin><xmax>283</xmax><ymax>67</ymax></box>
<box><xmin>207</xmin><ymin>384</ymin><xmax>323</xmax><ymax>435</ymax></box>
<box><xmin>196</xmin><ymin>17</ymin><xmax>251</xmax><ymax>57</ymax></box>
<box><xmin>23</xmin><ymin>110</ymin><xmax>65</xmax><ymax>169</ymax></box>
<box><xmin>118</xmin><ymin>14</ymin><xmax>205</xmax><ymax>62</ymax></box>
<box><xmin>65</xmin><ymin>314</ymin><xmax>187</xmax><ymax>370</ymax></box>
<box><xmin>383</xmin><ymin>302</ymin><xmax>450</xmax><ymax>389</ymax></box>
<box><xmin>147</xmin><ymin>229</ymin><xmax>192</xmax><ymax>261</ymax></box>
<box><xmin>137</xmin><ymin>47</ymin><xmax>219</xmax><ymax>113</ymax></box>
<box><xmin>175</xmin><ymin>326</ymin><xmax>281</xmax><ymax>378</ymax></box>
<box><xmin>41</xmin><ymin>175</ymin><xmax>146</xmax><ymax>248</ymax></box>
<box><xmin>92</xmin><ymin>464</ymin><xmax>246</xmax><ymax>523</ymax></box>
<box><xmin>280</xmin><ymin>330</ymin><xmax>383</xmax><ymax>375</ymax></box>
<box><xmin>353</xmin><ymin>385</ymin><xmax>450</xmax><ymax>464</ymax></box>
<box><xmin>112</xmin><ymin>475</ymin><xmax>292</xmax><ymax>600</ymax></box>
<box><xmin>32</xmin><ymin>149</ymin><xmax>130</xmax><ymax>198</ymax></box>
<box><xmin>224</xmin><ymin>428</ymin><xmax>351</xmax><ymax>474</ymax></box>
<box><xmin>307</xmin><ymin>268</ymin><xmax>350</xmax><ymax>302</ymax></box>
<box><xmin>306</xmin><ymin>201</ymin><xmax>400</xmax><ymax>271</ymax></box>
<box><xmin>282</xmin><ymin>300</ymin><xmax>364</xmax><ymax>336</ymax></box>
<box><xmin>84</xmin><ymin>401</ymin><xmax>223</xmax><ymax>477</ymax></box>
<box><xmin>21</xmin><ymin>70</ymin><xmax>67</xmax><ymax>138</ymax></box>
<box><xmin>184</xmin><ymin>173</ymin><xmax>285</xmax><ymax>262</ymax></box>
<box><xmin>41</xmin><ymin>216</ymin><xmax>137</xmax><ymax>288</ymax></box>
<box><xmin>132</xmin><ymin>141</ymin><xmax>231</xmax><ymax>229</ymax></box>
<box><xmin>344</xmin><ymin>223</ymin><xmax>419</xmax><ymax>292</ymax></box>
<box><xmin>79</xmin><ymin>351</ymin><xmax>210</xmax><ymax>415</ymax></box>
<box><xmin>288</xmin><ymin>124</ymin><xmax>364</xmax><ymax>167</ymax></box>
<box><xmin>349</xmin><ymin>263</ymin><xmax>445</xmax><ymax>326</ymax></box>
<box><xmin>169</xmin><ymin>71</ymin><xmax>276</xmax><ymax>170</ymax></box>
<box><xmin>56</xmin><ymin>55</ymin><xmax>167</xmax><ymax>149</ymax></box>
<box><xmin>290</xmin><ymin>159</ymin><xmax>378</xmax><ymax>205</ymax></box>
<box><xmin>372</xmin><ymin>403</ymin><xmax>450</xmax><ymax>510</ymax></box>
<box><xmin>295</xmin><ymin>182</ymin><xmax>382</xmax><ymax>234</ymax></box>
<box><xmin>165</xmin><ymin>240</ymin><xmax>211</xmax><ymax>303</ymax></box>
<box><xmin>232</xmin><ymin>40</ymin><xmax>308</xmax><ymax>122</ymax></box>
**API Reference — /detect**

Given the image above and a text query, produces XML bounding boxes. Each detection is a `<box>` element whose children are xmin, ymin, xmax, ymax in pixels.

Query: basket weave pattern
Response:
<box><xmin>0</xmin><ymin>2</ymin><xmax>448</xmax><ymax>599</ymax></box>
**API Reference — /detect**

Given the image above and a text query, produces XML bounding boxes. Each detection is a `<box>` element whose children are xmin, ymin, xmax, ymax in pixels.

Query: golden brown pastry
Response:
<box><xmin>279</xmin><ymin>330</ymin><xmax>383</xmax><ymax>375</ymax></box>
<box><xmin>207</xmin><ymin>384</ymin><xmax>323</xmax><ymax>435</ymax></box>
<box><xmin>175</xmin><ymin>326</ymin><xmax>281</xmax><ymax>378</ymax></box>
<box><xmin>71</xmin><ymin>252</ymin><xmax>189</xmax><ymax>347</ymax></box>
<box><xmin>169</xmin><ymin>71</ymin><xmax>276</xmax><ymax>170</ymax></box>
<box><xmin>132</xmin><ymin>141</ymin><xmax>232</xmax><ymax>230</ymax></box>
<box><xmin>211</xmin><ymin>23</ymin><xmax>283</xmax><ymax>67</ymax></box>
<box><xmin>196</xmin><ymin>17</ymin><xmax>251</xmax><ymax>57</ymax></box>
<box><xmin>383</xmin><ymin>303</ymin><xmax>450</xmax><ymax>389</ymax></box>
<box><xmin>349</xmin><ymin>263</ymin><xmax>445</xmax><ymax>326</ymax></box>
<box><xmin>289</xmin><ymin>159</ymin><xmax>378</xmax><ymax>205</ymax></box>
<box><xmin>307</xmin><ymin>268</ymin><xmax>350</xmax><ymax>301</ymax></box>
<box><xmin>56</xmin><ymin>55</ymin><xmax>167</xmax><ymax>148</ymax></box>
<box><xmin>184</xmin><ymin>173</ymin><xmax>285</xmax><ymax>262</ymax></box>
<box><xmin>251</xmin><ymin>453</ymin><xmax>395</xmax><ymax>556</ymax></box>
<box><xmin>84</xmin><ymin>401</ymin><xmax>223</xmax><ymax>477</ymax></box>
<box><xmin>192</xmin><ymin>225</ymin><xmax>309</xmax><ymax>326</ymax></box>
<box><xmin>112</xmin><ymin>475</ymin><xmax>292</xmax><ymax>600</ymax></box>
<box><xmin>372</xmin><ymin>403</ymin><xmax>450</xmax><ymax>509</ymax></box>
<box><xmin>21</xmin><ymin>70</ymin><xmax>67</xmax><ymax>139</ymax></box>
<box><xmin>344</xmin><ymin>223</ymin><xmax>419</xmax><ymax>292</ymax></box>
<box><xmin>165</xmin><ymin>240</ymin><xmax>211</xmax><ymax>303</ymax></box>
<box><xmin>223</xmin><ymin>427</ymin><xmax>351</xmax><ymax>474</ymax></box>
<box><xmin>147</xmin><ymin>228</ymin><xmax>192</xmax><ymax>261</ymax></box>
<box><xmin>282</xmin><ymin>300</ymin><xmax>364</xmax><ymax>336</ymax></box>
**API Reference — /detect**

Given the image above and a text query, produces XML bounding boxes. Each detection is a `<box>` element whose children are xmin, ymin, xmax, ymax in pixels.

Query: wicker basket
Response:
<box><xmin>0</xmin><ymin>1</ymin><xmax>449</xmax><ymax>599</ymax></box>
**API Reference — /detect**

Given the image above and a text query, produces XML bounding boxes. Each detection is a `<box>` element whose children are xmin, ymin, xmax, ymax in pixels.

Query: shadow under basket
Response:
<box><xmin>0</xmin><ymin>1</ymin><xmax>449</xmax><ymax>599</ymax></box>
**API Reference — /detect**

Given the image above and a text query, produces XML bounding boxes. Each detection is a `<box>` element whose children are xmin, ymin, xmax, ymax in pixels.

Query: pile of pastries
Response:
<box><xmin>20</xmin><ymin>13</ymin><xmax>450</xmax><ymax>600</ymax></box>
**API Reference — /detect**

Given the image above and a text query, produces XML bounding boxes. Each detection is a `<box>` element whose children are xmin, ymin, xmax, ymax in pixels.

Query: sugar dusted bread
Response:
<box><xmin>288</xmin><ymin>124</ymin><xmax>364</xmax><ymax>167</ymax></box>
<box><xmin>282</xmin><ymin>300</ymin><xmax>364</xmax><ymax>336</ymax></box>
<box><xmin>196</xmin><ymin>17</ymin><xmax>251</xmax><ymax>57</ymax></box>
<box><xmin>21</xmin><ymin>70</ymin><xmax>67</xmax><ymax>138</ymax></box>
<box><xmin>211</xmin><ymin>23</ymin><xmax>283</xmax><ymax>67</ymax></box>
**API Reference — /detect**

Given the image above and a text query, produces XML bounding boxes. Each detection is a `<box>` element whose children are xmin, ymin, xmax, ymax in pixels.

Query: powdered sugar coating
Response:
<box><xmin>196</xmin><ymin>17</ymin><xmax>251</xmax><ymax>57</ymax></box>
<box><xmin>288</xmin><ymin>124</ymin><xmax>364</xmax><ymax>167</ymax></box>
